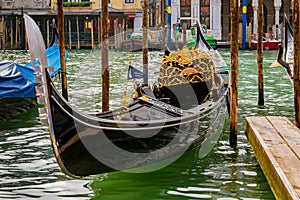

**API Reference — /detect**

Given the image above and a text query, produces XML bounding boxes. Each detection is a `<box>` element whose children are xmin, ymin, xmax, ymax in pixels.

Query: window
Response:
<box><xmin>84</xmin><ymin>20</ymin><xmax>93</xmax><ymax>32</ymax></box>
<box><xmin>180</xmin><ymin>0</ymin><xmax>190</xmax><ymax>7</ymax></box>
<box><xmin>200</xmin><ymin>0</ymin><xmax>210</xmax><ymax>29</ymax></box>
<box><xmin>180</xmin><ymin>0</ymin><xmax>191</xmax><ymax>17</ymax></box>
<box><xmin>125</xmin><ymin>0</ymin><xmax>134</xmax><ymax>4</ymax></box>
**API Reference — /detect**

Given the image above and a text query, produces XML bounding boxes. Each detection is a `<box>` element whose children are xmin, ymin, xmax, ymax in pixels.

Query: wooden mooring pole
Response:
<box><xmin>68</xmin><ymin>19</ymin><xmax>72</xmax><ymax>50</ymax></box>
<box><xmin>98</xmin><ymin>16</ymin><xmax>101</xmax><ymax>49</ymax></box>
<box><xmin>46</xmin><ymin>20</ymin><xmax>50</xmax><ymax>46</ymax></box>
<box><xmin>230</xmin><ymin>0</ymin><xmax>239</xmax><ymax>148</ymax></box>
<box><xmin>57</xmin><ymin>0</ymin><xmax>68</xmax><ymax>100</ymax></box>
<box><xmin>76</xmin><ymin>17</ymin><xmax>80</xmax><ymax>49</ymax></box>
<box><xmin>142</xmin><ymin>0</ymin><xmax>149</xmax><ymax>85</ymax></box>
<box><xmin>293</xmin><ymin>0</ymin><xmax>300</xmax><ymax>128</ymax></box>
<box><xmin>91</xmin><ymin>20</ymin><xmax>94</xmax><ymax>49</ymax></box>
<box><xmin>102</xmin><ymin>0</ymin><xmax>110</xmax><ymax>112</ymax></box>
<box><xmin>2</xmin><ymin>17</ymin><xmax>5</xmax><ymax>50</ymax></box>
<box><xmin>257</xmin><ymin>0</ymin><xmax>264</xmax><ymax>106</ymax></box>
<box><xmin>9</xmin><ymin>19</ymin><xmax>13</xmax><ymax>48</ymax></box>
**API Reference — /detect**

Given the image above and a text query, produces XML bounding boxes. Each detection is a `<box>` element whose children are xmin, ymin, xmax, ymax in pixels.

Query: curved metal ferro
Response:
<box><xmin>277</xmin><ymin>44</ymin><xmax>293</xmax><ymax>79</ymax></box>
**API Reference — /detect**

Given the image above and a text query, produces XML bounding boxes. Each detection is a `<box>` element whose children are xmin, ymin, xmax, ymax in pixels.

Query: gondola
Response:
<box><xmin>276</xmin><ymin>15</ymin><xmax>294</xmax><ymax>83</ymax></box>
<box><xmin>0</xmin><ymin>19</ymin><xmax>64</xmax><ymax>121</ymax></box>
<box><xmin>121</xmin><ymin>29</ymin><xmax>164</xmax><ymax>52</ymax></box>
<box><xmin>24</xmin><ymin>14</ymin><xmax>230</xmax><ymax>178</ymax></box>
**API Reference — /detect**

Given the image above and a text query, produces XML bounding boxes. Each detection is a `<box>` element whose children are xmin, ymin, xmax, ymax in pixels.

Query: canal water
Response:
<box><xmin>0</xmin><ymin>49</ymin><xmax>293</xmax><ymax>199</ymax></box>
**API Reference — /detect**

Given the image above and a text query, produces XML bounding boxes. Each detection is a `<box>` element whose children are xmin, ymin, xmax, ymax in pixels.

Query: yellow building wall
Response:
<box><xmin>110</xmin><ymin>0</ymin><xmax>142</xmax><ymax>12</ymax></box>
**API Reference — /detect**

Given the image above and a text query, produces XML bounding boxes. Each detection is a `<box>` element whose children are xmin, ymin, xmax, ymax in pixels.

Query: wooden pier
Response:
<box><xmin>245</xmin><ymin>116</ymin><xmax>300</xmax><ymax>200</ymax></box>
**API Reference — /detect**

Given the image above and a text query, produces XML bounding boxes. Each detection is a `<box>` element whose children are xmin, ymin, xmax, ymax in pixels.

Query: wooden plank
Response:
<box><xmin>245</xmin><ymin>116</ymin><xmax>300</xmax><ymax>200</ymax></box>
<box><xmin>267</xmin><ymin>116</ymin><xmax>300</xmax><ymax>159</ymax></box>
<box><xmin>266</xmin><ymin>116</ymin><xmax>300</xmax><ymax>193</ymax></box>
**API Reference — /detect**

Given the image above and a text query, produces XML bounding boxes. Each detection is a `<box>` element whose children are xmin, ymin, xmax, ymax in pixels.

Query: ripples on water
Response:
<box><xmin>0</xmin><ymin>49</ymin><xmax>293</xmax><ymax>199</ymax></box>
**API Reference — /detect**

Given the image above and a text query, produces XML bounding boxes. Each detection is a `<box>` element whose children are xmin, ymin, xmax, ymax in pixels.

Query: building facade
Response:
<box><xmin>0</xmin><ymin>0</ymin><xmax>53</xmax><ymax>49</ymax></box>
<box><xmin>0</xmin><ymin>0</ymin><xmax>50</xmax><ymax>10</ymax></box>
<box><xmin>223</xmin><ymin>0</ymin><xmax>292</xmax><ymax>41</ymax></box>
<box><xmin>109</xmin><ymin>0</ymin><xmax>165</xmax><ymax>31</ymax></box>
<box><xmin>170</xmin><ymin>0</ymin><xmax>292</xmax><ymax>41</ymax></box>
<box><xmin>170</xmin><ymin>0</ymin><xmax>222</xmax><ymax>40</ymax></box>
<box><xmin>0</xmin><ymin>0</ymin><xmax>129</xmax><ymax>49</ymax></box>
<box><xmin>0</xmin><ymin>0</ymin><xmax>294</xmax><ymax>49</ymax></box>
<box><xmin>109</xmin><ymin>0</ymin><xmax>142</xmax><ymax>32</ymax></box>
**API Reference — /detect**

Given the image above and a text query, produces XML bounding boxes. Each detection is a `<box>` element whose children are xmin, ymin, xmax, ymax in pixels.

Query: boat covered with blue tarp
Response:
<box><xmin>0</xmin><ymin>43</ymin><xmax>63</xmax><ymax>98</ymax></box>
<box><xmin>0</xmin><ymin>20</ymin><xmax>66</xmax><ymax>121</ymax></box>
<box><xmin>0</xmin><ymin>60</ymin><xmax>35</xmax><ymax>98</ymax></box>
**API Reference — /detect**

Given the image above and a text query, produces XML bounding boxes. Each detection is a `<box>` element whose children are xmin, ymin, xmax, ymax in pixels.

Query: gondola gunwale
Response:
<box><xmin>47</xmin><ymin>70</ymin><xmax>227</xmax><ymax>130</ymax></box>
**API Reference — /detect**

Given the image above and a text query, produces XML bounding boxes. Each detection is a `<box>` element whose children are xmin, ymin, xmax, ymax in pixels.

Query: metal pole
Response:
<box><xmin>242</xmin><ymin>0</ymin><xmax>247</xmax><ymax>50</ymax></box>
<box><xmin>102</xmin><ymin>0</ymin><xmax>110</xmax><ymax>112</ymax></box>
<box><xmin>230</xmin><ymin>0</ymin><xmax>239</xmax><ymax>148</ymax></box>
<box><xmin>167</xmin><ymin>0</ymin><xmax>171</xmax><ymax>49</ymax></box>
<box><xmin>57</xmin><ymin>0</ymin><xmax>68</xmax><ymax>100</ymax></box>
<box><xmin>293</xmin><ymin>0</ymin><xmax>300</xmax><ymax>128</ymax></box>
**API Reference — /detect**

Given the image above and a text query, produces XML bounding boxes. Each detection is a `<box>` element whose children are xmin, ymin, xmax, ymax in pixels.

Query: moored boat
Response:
<box><xmin>187</xmin><ymin>35</ymin><xmax>217</xmax><ymax>50</ymax></box>
<box><xmin>251</xmin><ymin>39</ymin><xmax>280</xmax><ymax>50</ymax></box>
<box><xmin>176</xmin><ymin>18</ymin><xmax>217</xmax><ymax>50</ymax></box>
<box><xmin>0</xmin><ymin>19</ymin><xmax>65</xmax><ymax>121</ymax></box>
<box><xmin>24</xmin><ymin>14</ymin><xmax>230</xmax><ymax>178</ymax></box>
<box><xmin>121</xmin><ymin>29</ymin><xmax>164</xmax><ymax>52</ymax></box>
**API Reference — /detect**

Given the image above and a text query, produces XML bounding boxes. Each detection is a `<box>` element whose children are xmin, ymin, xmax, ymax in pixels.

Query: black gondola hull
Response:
<box><xmin>45</xmin><ymin>72</ymin><xmax>228</xmax><ymax>177</ymax></box>
<box><xmin>23</xmin><ymin>14</ymin><xmax>230</xmax><ymax>178</ymax></box>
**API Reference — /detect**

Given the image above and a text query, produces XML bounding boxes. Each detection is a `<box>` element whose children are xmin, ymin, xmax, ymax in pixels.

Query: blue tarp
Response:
<box><xmin>0</xmin><ymin>44</ymin><xmax>64</xmax><ymax>98</ymax></box>
<box><xmin>25</xmin><ymin>44</ymin><xmax>63</xmax><ymax>78</ymax></box>
<box><xmin>0</xmin><ymin>60</ymin><xmax>35</xmax><ymax>98</ymax></box>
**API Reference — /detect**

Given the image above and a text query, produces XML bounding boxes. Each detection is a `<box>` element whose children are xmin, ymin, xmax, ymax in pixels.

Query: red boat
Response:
<box><xmin>251</xmin><ymin>39</ymin><xmax>280</xmax><ymax>50</ymax></box>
